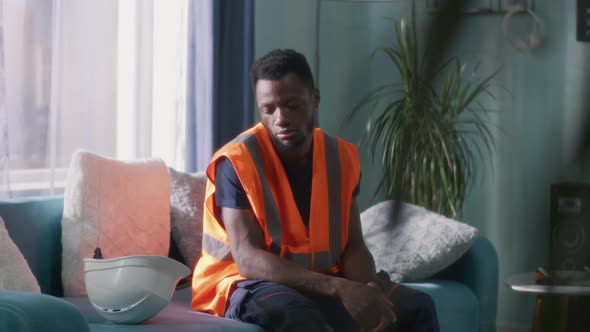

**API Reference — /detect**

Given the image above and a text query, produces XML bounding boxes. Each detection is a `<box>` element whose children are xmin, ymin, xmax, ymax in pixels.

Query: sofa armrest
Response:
<box><xmin>0</xmin><ymin>196</ymin><xmax>65</xmax><ymax>296</ymax></box>
<box><xmin>434</xmin><ymin>235</ymin><xmax>498</xmax><ymax>332</ymax></box>
<box><xmin>0</xmin><ymin>290</ymin><xmax>89</xmax><ymax>332</ymax></box>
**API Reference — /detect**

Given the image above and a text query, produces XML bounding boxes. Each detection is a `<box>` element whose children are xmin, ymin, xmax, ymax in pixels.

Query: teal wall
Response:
<box><xmin>256</xmin><ymin>0</ymin><xmax>589</xmax><ymax>328</ymax></box>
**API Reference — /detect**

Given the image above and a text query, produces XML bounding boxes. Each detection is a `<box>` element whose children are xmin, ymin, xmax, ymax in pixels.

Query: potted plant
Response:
<box><xmin>349</xmin><ymin>3</ymin><xmax>499</xmax><ymax>219</ymax></box>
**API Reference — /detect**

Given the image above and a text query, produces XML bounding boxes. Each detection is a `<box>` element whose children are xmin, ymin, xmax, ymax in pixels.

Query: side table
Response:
<box><xmin>506</xmin><ymin>271</ymin><xmax>590</xmax><ymax>332</ymax></box>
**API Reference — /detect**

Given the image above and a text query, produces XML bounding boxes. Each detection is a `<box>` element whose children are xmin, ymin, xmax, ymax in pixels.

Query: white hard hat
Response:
<box><xmin>84</xmin><ymin>255</ymin><xmax>191</xmax><ymax>324</ymax></box>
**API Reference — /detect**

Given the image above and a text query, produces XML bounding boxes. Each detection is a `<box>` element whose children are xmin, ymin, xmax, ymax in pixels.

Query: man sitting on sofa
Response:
<box><xmin>191</xmin><ymin>48</ymin><xmax>439</xmax><ymax>332</ymax></box>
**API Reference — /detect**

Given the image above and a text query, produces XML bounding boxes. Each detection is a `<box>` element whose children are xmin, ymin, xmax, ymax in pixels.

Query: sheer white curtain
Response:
<box><xmin>0</xmin><ymin>0</ymin><xmax>192</xmax><ymax>198</ymax></box>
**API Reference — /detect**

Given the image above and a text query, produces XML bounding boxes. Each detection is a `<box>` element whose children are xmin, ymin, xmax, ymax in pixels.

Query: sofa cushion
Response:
<box><xmin>169</xmin><ymin>168</ymin><xmax>207</xmax><ymax>271</ymax></box>
<box><xmin>0</xmin><ymin>196</ymin><xmax>64</xmax><ymax>295</ymax></box>
<box><xmin>63</xmin><ymin>288</ymin><xmax>262</xmax><ymax>332</ymax></box>
<box><xmin>0</xmin><ymin>217</ymin><xmax>40</xmax><ymax>292</ymax></box>
<box><xmin>0</xmin><ymin>290</ymin><xmax>89</xmax><ymax>332</ymax></box>
<box><xmin>61</xmin><ymin>151</ymin><xmax>171</xmax><ymax>296</ymax></box>
<box><xmin>361</xmin><ymin>200</ymin><xmax>478</xmax><ymax>282</ymax></box>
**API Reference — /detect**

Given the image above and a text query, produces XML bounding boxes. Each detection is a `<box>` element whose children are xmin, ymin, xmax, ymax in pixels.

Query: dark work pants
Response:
<box><xmin>224</xmin><ymin>280</ymin><xmax>439</xmax><ymax>332</ymax></box>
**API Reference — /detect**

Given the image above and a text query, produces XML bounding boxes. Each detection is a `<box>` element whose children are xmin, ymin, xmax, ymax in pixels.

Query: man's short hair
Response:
<box><xmin>250</xmin><ymin>49</ymin><xmax>315</xmax><ymax>91</ymax></box>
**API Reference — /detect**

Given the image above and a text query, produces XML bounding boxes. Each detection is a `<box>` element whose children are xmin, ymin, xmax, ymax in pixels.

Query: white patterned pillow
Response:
<box><xmin>361</xmin><ymin>200</ymin><xmax>478</xmax><ymax>282</ymax></box>
<box><xmin>0</xmin><ymin>217</ymin><xmax>41</xmax><ymax>292</ymax></box>
<box><xmin>169</xmin><ymin>168</ymin><xmax>207</xmax><ymax>271</ymax></box>
<box><xmin>61</xmin><ymin>151</ymin><xmax>171</xmax><ymax>296</ymax></box>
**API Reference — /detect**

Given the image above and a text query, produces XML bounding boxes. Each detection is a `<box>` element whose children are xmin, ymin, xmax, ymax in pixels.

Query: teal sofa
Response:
<box><xmin>0</xmin><ymin>196</ymin><xmax>498</xmax><ymax>331</ymax></box>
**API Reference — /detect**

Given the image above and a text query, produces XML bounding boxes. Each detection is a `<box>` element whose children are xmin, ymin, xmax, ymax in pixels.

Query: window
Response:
<box><xmin>1</xmin><ymin>0</ymin><xmax>190</xmax><ymax>197</ymax></box>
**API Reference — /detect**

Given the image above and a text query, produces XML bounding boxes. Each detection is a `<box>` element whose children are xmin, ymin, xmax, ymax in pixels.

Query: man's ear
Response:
<box><xmin>312</xmin><ymin>88</ymin><xmax>320</xmax><ymax>126</ymax></box>
<box><xmin>313</xmin><ymin>88</ymin><xmax>320</xmax><ymax>109</ymax></box>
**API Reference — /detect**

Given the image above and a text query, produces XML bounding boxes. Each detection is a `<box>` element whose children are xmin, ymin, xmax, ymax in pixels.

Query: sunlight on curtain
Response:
<box><xmin>151</xmin><ymin>0</ymin><xmax>188</xmax><ymax>169</ymax></box>
<box><xmin>116</xmin><ymin>0</ymin><xmax>139</xmax><ymax>161</ymax></box>
<box><xmin>0</xmin><ymin>0</ymin><xmax>9</xmax><ymax>198</ymax></box>
<box><xmin>0</xmin><ymin>0</ymin><xmax>192</xmax><ymax>198</ymax></box>
<box><xmin>116</xmin><ymin>0</ymin><xmax>188</xmax><ymax>169</ymax></box>
<box><xmin>1</xmin><ymin>0</ymin><xmax>61</xmax><ymax>197</ymax></box>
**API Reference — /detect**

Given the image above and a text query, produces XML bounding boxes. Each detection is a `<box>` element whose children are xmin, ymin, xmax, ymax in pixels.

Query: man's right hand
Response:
<box><xmin>335</xmin><ymin>278</ymin><xmax>396</xmax><ymax>331</ymax></box>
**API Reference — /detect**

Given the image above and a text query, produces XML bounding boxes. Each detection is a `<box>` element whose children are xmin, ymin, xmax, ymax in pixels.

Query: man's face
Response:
<box><xmin>255</xmin><ymin>73</ymin><xmax>319</xmax><ymax>156</ymax></box>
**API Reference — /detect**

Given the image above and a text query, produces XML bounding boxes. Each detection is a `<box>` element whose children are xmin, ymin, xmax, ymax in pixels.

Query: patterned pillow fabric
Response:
<box><xmin>169</xmin><ymin>168</ymin><xmax>207</xmax><ymax>271</ymax></box>
<box><xmin>61</xmin><ymin>151</ymin><xmax>171</xmax><ymax>296</ymax></box>
<box><xmin>361</xmin><ymin>200</ymin><xmax>478</xmax><ymax>282</ymax></box>
<box><xmin>0</xmin><ymin>217</ymin><xmax>41</xmax><ymax>292</ymax></box>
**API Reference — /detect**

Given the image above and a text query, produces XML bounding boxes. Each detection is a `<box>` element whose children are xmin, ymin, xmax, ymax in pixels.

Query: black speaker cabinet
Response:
<box><xmin>550</xmin><ymin>183</ymin><xmax>590</xmax><ymax>270</ymax></box>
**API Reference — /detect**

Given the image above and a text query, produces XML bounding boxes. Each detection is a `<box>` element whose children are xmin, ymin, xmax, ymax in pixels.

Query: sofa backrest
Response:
<box><xmin>0</xmin><ymin>196</ymin><xmax>65</xmax><ymax>296</ymax></box>
<box><xmin>0</xmin><ymin>195</ymin><xmax>188</xmax><ymax>297</ymax></box>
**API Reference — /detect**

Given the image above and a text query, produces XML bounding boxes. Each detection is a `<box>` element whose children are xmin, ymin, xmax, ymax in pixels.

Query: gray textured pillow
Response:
<box><xmin>169</xmin><ymin>168</ymin><xmax>207</xmax><ymax>271</ymax></box>
<box><xmin>361</xmin><ymin>200</ymin><xmax>478</xmax><ymax>282</ymax></box>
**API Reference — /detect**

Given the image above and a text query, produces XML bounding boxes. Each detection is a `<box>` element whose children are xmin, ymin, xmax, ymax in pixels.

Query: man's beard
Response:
<box><xmin>271</xmin><ymin>116</ymin><xmax>315</xmax><ymax>153</ymax></box>
<box><xmin>274</xmin><ymin>133</ymin><xmax>305</xmax><ymax>150</ymax></box>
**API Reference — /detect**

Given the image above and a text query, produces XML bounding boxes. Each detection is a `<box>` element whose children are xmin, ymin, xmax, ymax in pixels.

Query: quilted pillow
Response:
<box><xmin>0</xmin><ymin>217</ymin><xmax>41</xmax><ymax>292</ymax></box>
<box><xmin>361</xmin><ymin>200</ymin><xmax>478</xmax><ymax>282</ymax></box>
<box><xmin>169</xmin><ymin>168</ymin><xmax>207</xmax><ymax>271</ymax></box>
<box><xmin>61</xmin><ymin>151</ymin><xmax>171</xmax><ymax>296</ymax></box>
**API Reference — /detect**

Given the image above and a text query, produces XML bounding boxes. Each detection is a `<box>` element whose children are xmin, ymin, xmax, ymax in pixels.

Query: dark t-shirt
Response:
<box><xmin>215</xmin><ymin>157</ymin><xmax>360</xmax><ymax>228</ymax></box>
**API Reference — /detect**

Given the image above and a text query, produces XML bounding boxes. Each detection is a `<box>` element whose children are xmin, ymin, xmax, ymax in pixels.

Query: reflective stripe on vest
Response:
<box><xmin>202</xmin><ymin>131</ymin><xmax>343</xmax><ymax>270</ymax></box>
<box><xmin>285</xmin><ymin>252</ymin><xmax>312</xmax><ymax>269</ymax></box>
<box><xmin>237</xmin><ymin>133</ymin><xmax>282</xmax><ymax>254</ymax></box>
<box><xmin>202</xmin><ymin>233</ymin><xmax>233</xmax><ymax>261</ymax></box>
<box><xmin>318</xmin><ymin>134</ymin><xmax>342</xmax><ymax>270</ymax></box>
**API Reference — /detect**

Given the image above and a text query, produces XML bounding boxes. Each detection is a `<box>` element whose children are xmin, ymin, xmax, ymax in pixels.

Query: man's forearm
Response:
<box><xmin>341</xmin><ymin>244</ymin><xmax>380</xmax><ymax>285</ymax></box>
<box><xmin>236</xmin><ymin>246</ymin><xmax>346</xmax><ymax>297</ymax></box>
<box><xmin>342</xmin><ymin>199</ymin><xmax>382</xmax><ymax>287</ymax></box>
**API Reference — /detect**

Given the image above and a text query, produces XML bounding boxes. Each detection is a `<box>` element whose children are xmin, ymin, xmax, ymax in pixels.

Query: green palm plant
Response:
<box><xmin>350</xmin><ymin>5</ymin><xmax>499</xmax><ymax>219</ymax></box>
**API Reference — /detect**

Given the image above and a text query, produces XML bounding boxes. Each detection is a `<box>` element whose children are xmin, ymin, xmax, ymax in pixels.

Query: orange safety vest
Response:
<box><xmin>191</xmin><ymin>123</ymin><xmax>360</xmax><ymax>316</ymax></box>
